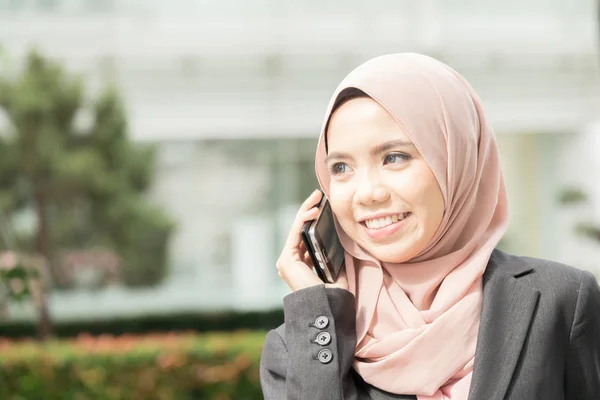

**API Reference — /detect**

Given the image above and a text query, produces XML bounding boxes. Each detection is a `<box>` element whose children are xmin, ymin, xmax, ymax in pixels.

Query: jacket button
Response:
<box><xmin>317</xmin><ymin>349</ymin><xmax>333</xmax><ymax>364</ymax></box>
<box><xmin>315</xmin><ymin>331</ymin><xmax>331</xmax><ymax>346</ymax></box>
<box><xmin>314</xmin><ymin>316</ymin><xmax>329</xmax><ymax>329</ymax></box>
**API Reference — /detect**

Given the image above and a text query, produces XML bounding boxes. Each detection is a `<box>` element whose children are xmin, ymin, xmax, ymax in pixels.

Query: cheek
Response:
<box><xmin>414</xmin><ymin>175</ymin><xmax>445</xmax><ymax>227</ymax></box>
<box><xmin>392</xmin><ymin>166</ymin><xmax>444</xmax><ymax>221</ymax></box>
<box><xmin>328</xmin><ymin>182</ymin><xmax>355</xmax><ymax>221</ymax></box>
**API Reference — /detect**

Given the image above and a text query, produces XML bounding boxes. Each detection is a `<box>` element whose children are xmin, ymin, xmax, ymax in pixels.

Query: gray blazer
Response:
<box><xmin>260</xmin><ymin>249</ymin><xmax>600</xmax><ymax>399</ymax></box>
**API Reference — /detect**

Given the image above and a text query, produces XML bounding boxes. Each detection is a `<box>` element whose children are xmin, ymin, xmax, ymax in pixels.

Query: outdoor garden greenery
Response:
<box><xmin>0</xmin><ymin>48</ymin><xmax>174</xmax><ymax>336</ymax></box>
<box><xmin>0</xmin><ymin>330</ymin><xmax>266</xmax><ymax>400</ymax></box>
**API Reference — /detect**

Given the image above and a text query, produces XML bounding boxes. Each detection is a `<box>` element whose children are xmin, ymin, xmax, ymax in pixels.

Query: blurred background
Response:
<box><xmin>0</xmin><ymin>0</ymin><xmax>600</xmax><ymax>399</ymax></box>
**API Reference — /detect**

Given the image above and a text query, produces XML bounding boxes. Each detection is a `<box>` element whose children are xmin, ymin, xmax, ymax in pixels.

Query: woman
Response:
<box><xmin>259</xmin><ymin>53</ymin><xmax>600</xmax><ymax>400</ymax></box>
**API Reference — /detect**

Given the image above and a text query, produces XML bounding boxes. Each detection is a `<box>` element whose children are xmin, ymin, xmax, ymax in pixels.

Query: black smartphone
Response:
<box><xmin>301</xmin><ymin>191</ymin><xmax>345</xmax><ymax>283</ymax></box>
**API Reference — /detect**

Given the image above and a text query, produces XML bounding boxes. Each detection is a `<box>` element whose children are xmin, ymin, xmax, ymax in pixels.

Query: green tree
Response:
<box><xmin>559</xmin><ymin>187</ymin><xmax>600</xmax><ymax>240</ymax></box>
<box><xmin>0</xmin><ymin>49</ymin><xmax>174</xmax><ymax>337</ymax></box>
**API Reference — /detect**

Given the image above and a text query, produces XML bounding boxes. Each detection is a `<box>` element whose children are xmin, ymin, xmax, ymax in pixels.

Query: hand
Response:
<box><xmin>325</xmin><ymin>267</ymin><xmax>349</xmax><ymax>292</ymax></box>
<box><xmin>276</xmin><ymin>190</ymin><xmax>325</xmax><ymax>292</ymax></box>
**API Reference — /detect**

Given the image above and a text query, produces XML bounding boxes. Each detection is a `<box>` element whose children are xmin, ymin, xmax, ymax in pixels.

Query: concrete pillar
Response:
<box><xmin>231</xmin><ymin>215</ymin><xmax>276</xmax><ymax>310</ymax></box>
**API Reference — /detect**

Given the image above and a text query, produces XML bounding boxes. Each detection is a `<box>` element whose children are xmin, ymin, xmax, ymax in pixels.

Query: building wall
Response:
<box><xmin>2</xmin><ymin>0</ymin><xmax>599</xmax><ymax>140</ymax></box>
<box><xmin>2</xmin><ymin>1</ymin><xmax>600</xmax><ymax>319</ymax></box>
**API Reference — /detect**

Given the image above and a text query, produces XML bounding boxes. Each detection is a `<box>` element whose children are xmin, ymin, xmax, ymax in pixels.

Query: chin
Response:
<box><xmin>373</xmin><ymin>250</ymin><xmax>413</xmax><ymax>264</ymax></box>
<box><xmin>361</xmin><ymin>241</ymin><xmax>418</xmax><ymax>264</ymax></box>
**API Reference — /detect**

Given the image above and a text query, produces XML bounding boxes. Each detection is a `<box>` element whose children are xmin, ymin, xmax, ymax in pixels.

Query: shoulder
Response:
<box><xmin>488</xmin><ymin>249</ymin><xmax>594</xmax><ymax>292</ymax></box>
<box><xmin>487</xmin><ymin>249</ymin><xmax>600</xmax><ymax>323</ymax></box>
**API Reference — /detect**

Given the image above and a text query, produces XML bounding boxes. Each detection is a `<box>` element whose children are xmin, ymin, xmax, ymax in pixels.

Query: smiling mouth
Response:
<box><xmin>362</xmin><ymin>212</ymin><xmax>411</xmax><ymax>230</ymax></box>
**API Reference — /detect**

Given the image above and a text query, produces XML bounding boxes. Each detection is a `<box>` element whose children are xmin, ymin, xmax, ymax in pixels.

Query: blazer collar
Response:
<box><xmin>467</xmin><ymin>249</ymin><xmax>541</xmax><ymax>400</ymax></box>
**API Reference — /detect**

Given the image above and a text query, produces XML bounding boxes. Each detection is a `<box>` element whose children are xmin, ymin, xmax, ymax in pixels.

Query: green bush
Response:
<box><xmin>0</xmin><ymin>309</ymin><xmax>284</xmax><ymax>338</ymax></box>
<box><xmin>0</xmin><ymin>331</ymin><xmax>266</xmax><ymax>400</ymax></box>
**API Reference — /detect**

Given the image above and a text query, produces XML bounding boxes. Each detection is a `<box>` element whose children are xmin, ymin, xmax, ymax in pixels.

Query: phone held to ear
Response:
<box><xmin>301</xmin><ymin>191</ymin><xmax>345</xmax><ymax>283</ymax></box>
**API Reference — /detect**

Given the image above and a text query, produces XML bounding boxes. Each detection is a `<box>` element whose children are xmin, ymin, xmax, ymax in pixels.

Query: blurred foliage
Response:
<box><xmin>0</xmin><ymin>251</ymin><xmax>51</xmax><ymax>339</ymax></box>
<box><xmin>575</xmin><ymin>222</ymin><xmax>600</xmax><ymax>241</ymax></box>
<box><xmin>0</xmin><ymin>331</ymin><xmax>266</xmax><ymax>400</ymax></box>
<box><xmin>558</xmin><ymin>187</ymin><xmax>588</xmax><ymax>206</ymax></box>
<box><xmin>0</xmin><ymin>309</ymin><xmax>284</xmax><ymax>338</ymax></box>
<box><xmin>0</xmin><ymin>49</ymin><xmax>174</xmax><ymax>289</ymax></box>
<box><xmin>0</xmin><ymin>262</ymin><xmax>34</xmax><ymax>302</ymax></box>
<box><xmin>558</xmin><ymin>187</ymin><xmax>600</xmax><ymax>250</ymax></box>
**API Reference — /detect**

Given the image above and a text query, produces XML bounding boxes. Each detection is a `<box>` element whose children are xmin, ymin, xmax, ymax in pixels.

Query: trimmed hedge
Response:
<box><xmin>0</xmin><ymin>309</ymin><xmax>284</xmax><ymax>338</ymax></box>
<box><xmin>0</xmin><ymin>331</ymin><xmax>267</xmax><ymax>400</ymax></box>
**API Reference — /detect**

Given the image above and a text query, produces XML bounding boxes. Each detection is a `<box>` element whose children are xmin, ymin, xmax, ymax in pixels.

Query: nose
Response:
<box><xmin>354</xmin><ymin>172</ymin><xmax>390</xmax><ymax>206</ymax></box>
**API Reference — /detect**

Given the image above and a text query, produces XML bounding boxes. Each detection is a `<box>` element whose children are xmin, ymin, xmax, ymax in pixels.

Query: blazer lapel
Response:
<box><xmin>467</xmin><ymin>251</ymin><xmax>541</xmax><ymax>400</ymax></box>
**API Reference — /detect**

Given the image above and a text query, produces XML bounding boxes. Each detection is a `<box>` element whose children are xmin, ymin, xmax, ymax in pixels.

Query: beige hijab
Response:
<box><xmin>315</xmin><ymin>54</ymin><xmax>509</xmax><ymax>399</ymax></box>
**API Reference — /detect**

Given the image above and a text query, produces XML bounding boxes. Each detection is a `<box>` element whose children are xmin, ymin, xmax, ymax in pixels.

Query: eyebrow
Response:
<box><xmin>325</xmin><ymin>139</ymin><xmax>416</xmax><ymax>163</ymax></box>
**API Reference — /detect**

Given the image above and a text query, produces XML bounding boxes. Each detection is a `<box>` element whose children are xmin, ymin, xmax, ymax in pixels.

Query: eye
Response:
<box><xmin>330</xmin><ymin>162</ymin><xmax>350</xmax><ymax>175</ymax></box>
<box><xmin>383</xmin><ymin>153</ymin><xmax>411</xmax><ymax>165</ymax></box>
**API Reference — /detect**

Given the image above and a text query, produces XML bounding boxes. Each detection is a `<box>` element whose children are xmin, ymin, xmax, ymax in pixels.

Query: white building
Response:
<box><xmin>1</xmin><ymin>0</ymin><xmax>600</xmax><ymax>321</ymax></box>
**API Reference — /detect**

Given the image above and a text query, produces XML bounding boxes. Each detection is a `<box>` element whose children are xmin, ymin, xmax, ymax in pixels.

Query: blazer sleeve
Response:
<box><xmin>260</xmin><ymin>284</ymin><xmax>359</xmax><ymax>400</ymax></box>
<box><xmin>565</xmin><ymin>270</ymin><xmax>600</xmax><ymax>399</ymax></box>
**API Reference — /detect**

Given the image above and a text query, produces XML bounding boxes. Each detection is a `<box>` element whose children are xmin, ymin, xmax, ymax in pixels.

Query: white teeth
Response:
<box><xmin>365</xmin><ymin>213</ymin><xmax>409</xmax><ymax>230</ymax></box>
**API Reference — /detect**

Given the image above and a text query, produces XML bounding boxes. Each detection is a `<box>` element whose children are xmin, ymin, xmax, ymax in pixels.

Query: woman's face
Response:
<box><xmin>326</xmin><ymin>97</ymin><xmax>445</xmax><ymax>263</ymax></box>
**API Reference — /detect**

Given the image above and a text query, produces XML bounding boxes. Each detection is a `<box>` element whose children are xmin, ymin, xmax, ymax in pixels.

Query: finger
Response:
<box><xmin>299</xmin><ymin>240</ymin><xmax>307</xmax><ymax>254</ymax></box>
<box><xmin>303</xmin><ymin>250</ymin><xmax>314</xmax><ymax>267</ymax></box>
<box><xmin>284</xmin><ymin>190</ymin><xmax>323</xmax><ymax>250</ymax></box>
<box><xmin>299</xmin><ymin>189</ymin><xmax>323</xmax><ymax>213</ymax></box>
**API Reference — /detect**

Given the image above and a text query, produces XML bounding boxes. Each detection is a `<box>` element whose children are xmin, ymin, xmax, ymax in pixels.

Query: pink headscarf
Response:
<box><xmin>315</xmin><ymin>54</ymin><xmax>509</xmax><ymax>399</ymax></box>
